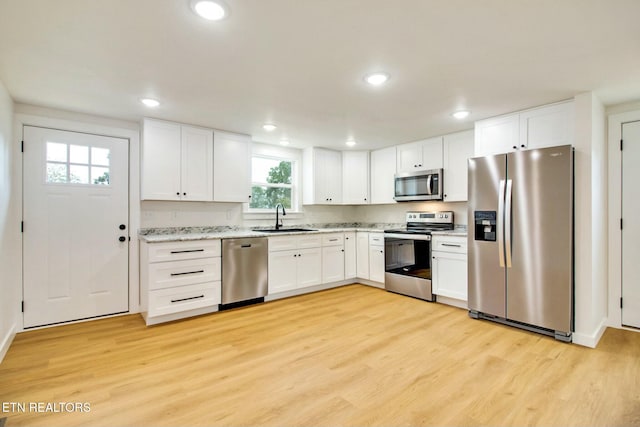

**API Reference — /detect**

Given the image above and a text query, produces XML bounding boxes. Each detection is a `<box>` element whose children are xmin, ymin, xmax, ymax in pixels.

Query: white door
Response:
<box><xmin>23</xmin><ymin>126</ymin><xmax>129</xmax><ymax>328</ymax></box>
<box><xmin>622</xmin><ymin>120</ymin><xmax>640</xmax><ymax>328</ymax></box>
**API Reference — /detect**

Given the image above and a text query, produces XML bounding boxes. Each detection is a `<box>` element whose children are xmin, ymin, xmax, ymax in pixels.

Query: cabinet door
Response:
<box><xmin>356</xmin><ymin>232</ymin><xmax>370</xmax><ymax>279</ymax></box>
<box><xmin>317</xmin><ymin>148</ymin><xmax>342</xmax><ymax>203</ymax></box>
<box><xmin>297</xmin><ymin>247</ymin><xmax>322</xmax><ymax>288</ymax></box>
<box><xmin>520</xmin><ymin>102</ymin><xmax>574</xmax><ymax>150</ymax></box>
<box><xmin>213</xmin><ymin>131</ymin><xmax>251</xmax><ymax>203</ymax></box>
<box><xmin>342</xmin><ymin>151</ymin><xmax>370</xmax><ymax>204</ymax></box>
<box><xmin>370</xmin><ymin>146</ymin><xmax>396</xmax><ymax>204</ymax></box>
<box><xmin>432</xmin><ymin>251</ymin><xmax>468</xmax><ymax>301</ymax></box>
<box><xmin>419</xmin><ymin>136</ymin><xmax>444</xmax><ymax>170</ymax></box>
<box><xmin>369</xmin><ymin>245</ymin><xmax>385</xmax><ymax>283</ymax></box>
<box><xmin>443</xmin><ymin>130</ymin><xmax>474</xmax><ymax>202</ymax></box>
<box><xmin>322</xmin><ymin>245</ymin><xmax>345</xmax><ymax>283</ymax></box>
<box><xmin>181</xmin><ymin>126</ymin><xmax>213</xmax><ymax>201</ymax></box>
<box><xmin>344</xmin><ymin>232</ymin><xmax>357</xmax><ymax>279</ymax></box>
<box><xmin>474</xmin><ymin>114</ymin><xmax>520</xmax><ymax>157</ymax></box>
<box><xmin>141</xmin><ymin>119</ymin><xmax>181</xmax><ymax>200</ymax></box>
<box><xmin>396</xmin><ymin>141</ymin><xmax>422</xmax><ymax>173</ymax></box>
<box><xmin>268</xmin><ymin>250</ymin><xmax>298</xmax><ymax>294</ymax></box>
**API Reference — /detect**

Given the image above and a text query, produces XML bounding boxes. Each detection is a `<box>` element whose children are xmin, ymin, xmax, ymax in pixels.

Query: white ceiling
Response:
<box><xmin>1</xmin><ymin>0</ymin><xmax>639</xmax><ymax>150</ymax></box>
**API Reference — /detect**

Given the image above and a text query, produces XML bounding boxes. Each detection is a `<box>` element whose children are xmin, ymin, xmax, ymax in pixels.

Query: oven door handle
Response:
<box><xmin>426</xmin><ymin>174</ymin><xmax>432</xmax><ymax>195</ymax></box>
<box><xmin>383</xmin><ymin>233</ymin><xmax>431</xmax><ymax>241</ymax></box>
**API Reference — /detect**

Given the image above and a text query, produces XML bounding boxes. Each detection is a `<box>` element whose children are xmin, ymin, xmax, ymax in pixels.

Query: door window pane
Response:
<box><xmin>46</xmin><ymin>142</ymin><xmax>67</xmax><ymax>162</ymax></box>
<box><xmin>92</xmin><ymin>167</ymin><xmax>110</xmax><ymax>185</ymax></box>
<box><xmin>69</xmin><ymin>165</ymin><xmax>89</xmax><ymax>184</ymax></box>
<box><xmin>91</xmin><ymin>147</ymin><xmax>110</xmax><ymax>166</ymax></box>
<box><xmin>70</xmin><ymin>145</ymin><xmax>89</xmax><ymax>164</ymax></box>
<box><xmin>46</xmin><ymin>163</ymin><xmax>67</xmax><ymax>183</ymax></box>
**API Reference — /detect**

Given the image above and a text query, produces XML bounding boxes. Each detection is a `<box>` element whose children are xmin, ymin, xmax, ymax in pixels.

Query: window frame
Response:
<box><xmin>245</xmin><ymin>143</ymin><xmax>302</xmax><ymax>214</ymax></box>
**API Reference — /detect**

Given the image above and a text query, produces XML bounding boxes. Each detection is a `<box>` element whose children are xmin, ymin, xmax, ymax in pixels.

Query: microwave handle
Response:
<box><xmin>426</xmin><ymin>175</ymin><xmax>432</xmax><ymax>195</ymax></box>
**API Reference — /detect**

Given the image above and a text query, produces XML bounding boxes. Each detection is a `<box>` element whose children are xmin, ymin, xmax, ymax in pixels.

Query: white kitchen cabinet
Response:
<box><xmin>213</xmin><ymin>131</ymin><xmax>251</xmax><ymax>203</ymax></box>
<box><xmin>370</xmin><ymin>146</ymin><xmax>397</xmax><ymax>204</ymax></box>
<box><xmin>142</xmin><ymin>118</ymin><xmax>213</xmax><ymax>201</ymax></box>
<box><xmin>442</xmin><ymin>130</ymin><xmax>474</xmax><ymax>202</ymax></box>
<box><xmin>432</xmin><ymin>235</ymin><xmax>467</xmax><ymax>302</ymax></box>
<box><xmin>342</xmin><ymin>151</ymin><xmax>370</xmax><ymax>204</ymax></box>
<box><xmin>322</xmin><ymin>233</ymin><xmax>345</xmax><ymax>283</ymax></box>
<box><xmin>303</xmin><ymin>147</ymin><xmax>342</xmax><ymax>204</ymax></box>
<box><xmin>369</xmin><ymin>232</ymin><xmax>385</xmax><ymax>283</ymax></box>
<box><xmin>140</xmin><ymin>239</ymin><xmax>221</xmax><ymax>325</ymax></box>
<box><xmin>356</xmin><ymin>232</ymin><xmax>370</xmax><ymax>279</ymax></box>
<box><xmin>344</xmin><ymin>232</ymin><xmax>357</xmax><ymax>279</ymax></box>
<box><xmin>474</xmin><ymin>100</ymin><xmax>574</xmax><ymax>157</ymax></box>
<box><xmin>268</xmin><ymin>235</ymin><xmax>322</xmax><ymax>293</ymax></box>
<box><xmin>396</xmin><ymin>137</ymin><xmax>443</xmax><ymax>173</ymax></box>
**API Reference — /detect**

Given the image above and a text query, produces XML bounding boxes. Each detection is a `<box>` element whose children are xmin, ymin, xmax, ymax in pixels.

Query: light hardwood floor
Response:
<box><xmin>1</xmin><ymin>284</ymin><xmax>639</xmax><ymax>427</ymax></box>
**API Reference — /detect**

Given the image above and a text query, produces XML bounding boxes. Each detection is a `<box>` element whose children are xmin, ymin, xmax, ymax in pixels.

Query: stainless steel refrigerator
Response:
<box><xmin>467</xmin><ymin>145</ymin><xmax>574</xmax><ymax>341</ymax></box>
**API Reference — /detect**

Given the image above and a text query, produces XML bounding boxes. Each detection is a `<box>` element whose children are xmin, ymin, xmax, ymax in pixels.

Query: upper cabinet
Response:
<box><xmin>342</xmin><ymin>151</ymin><xmax>370</xmax><ymax>205</ymax></box>
<box><xmin>370</xmin><ymin>146</ymin><xmax>397</xmax><ymax>204</ymax></box>
<box><xmin>213</xmin><ymin>131</ymin><xmax>251</xmax><ymax>203</ymax></box>
<box><xmin>396</xmin><ymin>136</ymin><xmax>443</xmax><ymax>173</ymax></box>
<box><xmin>475</xmin><ymin>100</ymin><xmax>574</xmax><ymax>157</ymax></box>
<box><xmin>142</xmin><ymin>118</ymin><xmax>213</xmax><ymax>201</ymax></box>
<box><xmin>442</xmin><ymin>130</ymin><xmax>474</xmax><ymax>202</ymax></box>
<box><xmin>303</xmin><ymin>147</ymin><xmax>342</xmax><ymax>204</ymax></box>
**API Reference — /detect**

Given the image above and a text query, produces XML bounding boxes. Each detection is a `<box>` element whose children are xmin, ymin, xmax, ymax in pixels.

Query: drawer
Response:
<box><xmin>322</xmin><ymin>233</ymin><xmax>344</xmax><ymax>246</ymax></box>
<box><xmin>369</xmin><ymin>233</ymin><xmax>384</xmax><ymax>246</ymax></box>
<box><xmin>148</xmin><ymin>281</ymin><xmax>221</xmax><ymax>317</ymax></box>
<box><xmin>148</xmin><ymin>257</ymin><xmax>221</xmax><ymax>290</ymax></box>
<box><xmin>432</xmin><ymin>237</ymin><xmax>467</xmax><ymax>253</ymax></box>
<box><xmin>148</xmin><ymin>240</ymin><xmax>221</xmax><ymax>263</ymax></box>
<box><xmin>297</xmin><ymin>234</ymin><xmax>322</xmax><ymax>249</ymax></box>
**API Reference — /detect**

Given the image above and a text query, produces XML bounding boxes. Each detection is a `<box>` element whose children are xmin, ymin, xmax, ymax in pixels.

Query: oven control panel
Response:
<box><xmin>405</xmin><ymin>211</ymin><xmax>454</xmax><ymax>224</ymax></box>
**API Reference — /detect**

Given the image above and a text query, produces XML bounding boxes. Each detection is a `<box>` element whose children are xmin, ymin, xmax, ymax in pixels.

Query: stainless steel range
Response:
<box><xmin>384</xmin><ymin>211</ymin><xmax>454</xmax><ymax>301</ymax></box>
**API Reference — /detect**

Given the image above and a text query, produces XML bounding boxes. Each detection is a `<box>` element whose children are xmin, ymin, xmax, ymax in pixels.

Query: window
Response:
<box><xmin>250</xmin><ymin>156</ymin><xmax>294</xmax><ymax>210</ymax></box>
<box><xmin>46</xmin><ymin>142</ymin><xmax>110</xmax><ymax>185</ymax></box>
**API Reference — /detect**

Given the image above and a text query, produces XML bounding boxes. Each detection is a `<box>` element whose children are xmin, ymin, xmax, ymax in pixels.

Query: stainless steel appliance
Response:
<box><xmin>394</xmin><ymin>169</ymin><xmax>443</xmax><ymax>201</ymax></box>
<box><xmin>467</xmin><ymin>145</ymin><xmax>574</xmax><ymax>342</ymax></box>
<box><xmin>384</xmin><ymin>211</ymin><xmax>454</xmax><ymax>301</ymax></box>
<box><xmin>221</xmin><ymin>237</ymin><xmax>268</xmax><ymax>308</ymax></box>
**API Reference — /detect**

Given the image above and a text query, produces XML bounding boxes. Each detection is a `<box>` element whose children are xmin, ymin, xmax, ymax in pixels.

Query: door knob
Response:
<box><xmin>119</xmin><ymin>224</ymin><xmax>126</xmax><ymax>230</ymax></box>
<box><xmin>119</xmin><ymin>236</ymin><xmax>126</xmax><ymax>242</ymax></box>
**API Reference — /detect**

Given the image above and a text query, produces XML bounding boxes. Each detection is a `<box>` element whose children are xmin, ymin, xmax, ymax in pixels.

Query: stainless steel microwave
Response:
<box><xmin>394</xmin><ymin>168</ymin><xmax>443</xmax><ymax>201</ymax></box>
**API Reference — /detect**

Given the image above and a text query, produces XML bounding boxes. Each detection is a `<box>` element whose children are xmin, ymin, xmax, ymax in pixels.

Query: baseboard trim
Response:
<box><xmin>0</xmin><ymin>323</ymin><xmax>17</xmax><ymax>363</ymax></box>
<box><xmin>573</xmin><ymin>317</ymin><xmax>608</xmax><ymax>348</ymax></box>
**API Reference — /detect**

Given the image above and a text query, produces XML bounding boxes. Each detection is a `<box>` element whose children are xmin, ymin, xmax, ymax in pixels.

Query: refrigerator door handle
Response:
<box><xmin>426</xmin><ymin>175</ymin><xmax>432</xmax><ymax>195</ymax></box>
<box><xmin>505</xmin><ymin>179</ymin><xmax>513</xmax><ymax>268</ymax></box>
<box><xmin>498</xmin><ymin>179</ymin><xmax>506</xmax><ymax>267</ymax></box>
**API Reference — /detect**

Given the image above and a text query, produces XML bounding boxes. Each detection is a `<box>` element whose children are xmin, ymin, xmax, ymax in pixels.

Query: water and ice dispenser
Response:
<box><xmin>474</xmin><ymin>211</ymin><xmax>497</xmax><ymax>242</ymax></box>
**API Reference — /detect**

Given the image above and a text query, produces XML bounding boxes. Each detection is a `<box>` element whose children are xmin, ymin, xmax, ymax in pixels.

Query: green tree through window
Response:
<box><xmin>250</xmin><ymin>159</ymin><xmax>293</xmax><ymax>209</ymax></box>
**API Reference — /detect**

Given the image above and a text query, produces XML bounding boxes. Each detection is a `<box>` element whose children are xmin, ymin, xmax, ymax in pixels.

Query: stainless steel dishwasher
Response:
<box><xmin>221</xmin><ymin>237</ymin><xmax>268</xmax><ymax>308</ymax></box>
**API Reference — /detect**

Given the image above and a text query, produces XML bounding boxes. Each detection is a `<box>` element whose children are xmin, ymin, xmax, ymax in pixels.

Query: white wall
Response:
<box><xmin>354</xmin><ymin>201</ymin><xmax>468</xmax><ymax>226</ymax></box>
<box><xmin>572</xmin><ymin>92</ymin><xmax>608</xmax><ymax>347</ymax></box>
<box><xmin>0</xmin><ymin>80</ymin><xmax>18</xmax><ymax>362</ymax></box>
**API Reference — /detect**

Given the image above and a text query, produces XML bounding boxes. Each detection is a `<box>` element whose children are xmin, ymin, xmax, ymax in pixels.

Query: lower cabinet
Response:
<box><xmin>344</xmin><ymin>232</ymin><xmax>357</xmax><ymax>279</ymax></box>
<box><xmin>322</xmin><ymin>233</ymin><xmax>345</xmax><ymax>283</ymax></box>
<box><xmin>268</xmin><ymin>235</ymin><xmax>322</xmax><ymax>294</ymax></box>
<box><xmin>432</xmin><ymin>235</ymin><xmax>468</xmax><ymax>302</ymax></box>
<box><xmin>140</xmin><ymin>239</ymin><xmax>222</xmax><ymax>325</ymax></box>
<box><xmin>369</xmin><ymin>232</ymin><xmax>385</xmax><ymax>283</ymax></box>
<box><xmin>356</xmin><ymin>232</ymin><xmax>370</xmax><ymax>279</ymax></box>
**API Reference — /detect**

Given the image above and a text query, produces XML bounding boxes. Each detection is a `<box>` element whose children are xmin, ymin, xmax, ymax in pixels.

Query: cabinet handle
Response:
<box><xmin>380</xmin><ymin>250</ymin><xmax>383</xmax><ymax>253</ymax></box>
<box><xmin>441</xmin><ymin>243</ymin><xmax>462</xmax><ymax>247</ymax></box>
<box><xmin>176</xmin><ymin>192</ymin><xmax>180</xmax><ymax>196</ymax></box>
<box><xmin>513</xmin><ymin>146</ymin><xmax>517</xmax><ymax>149</ymax></box>
<box><xmin>329</xmin><ymin>238</ymin><xmax>338</xmax><ymax>242</ymax></box>
<box><xmin>171</xmin><ymin>295</ymin><xmax>205</xmax><ymax>303</ymax></box>
<box><xmin>183</xmin><ymin>192</ymin><xmax>186</xmax><ymax>196</ymax></box>
<box><xmin>521</xmin><ymin>144</ymin><xmax>525</xmax><ymax>148</ymax></box>
<box><xmin>170</xmin><ymin>270</ymin><xmax>205</xmax><ymax>276</ymax></box>
<box><xmin>299</xmin><ymin>254</ymin><xmax>302</xmax><ymax>257</ymax></box>
<box><xmin>341</xmin><ymin>249</ymin><xmax>345</xmax><ymax>252</ymax></box>
<box><xmin>170</xmin><ymin>249</ymin><xmax>205</xmax><ymax>254</ymax></box>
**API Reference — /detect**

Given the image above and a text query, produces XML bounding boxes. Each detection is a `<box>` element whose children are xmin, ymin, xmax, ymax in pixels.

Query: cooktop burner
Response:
<box><xmin>384</xmin><ymin>211</ymin><xmax>455</xmax><ymax>235</ymax></box>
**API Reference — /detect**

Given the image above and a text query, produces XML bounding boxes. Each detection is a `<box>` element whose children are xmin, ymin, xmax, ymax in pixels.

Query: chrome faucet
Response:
<box><xmin>275</xmin><ymin>203</ymin><xmax>286</xmax><ymax>230</ymax></box>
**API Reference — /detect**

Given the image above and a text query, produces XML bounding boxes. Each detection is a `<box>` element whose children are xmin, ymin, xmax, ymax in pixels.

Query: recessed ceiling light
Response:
<box><xmin>279</xmin><ymin>140</ymin><xmax>290</xmax><ymax>146</ymax></box>
<box><xmin>346</xmin><ymin>140</ymin><xmax>357</xmax><ymax>147</ymax></box>
<box><xmin>364</xmin><ymin>72</ymin><xmax>390</xmax><ymax>86</ymax></box>
<box><xmin>452</xmin><ymin>110</ymin><xmax>470</xmax><ymax>119</ymax></box>
<box><xmin>190</xmin><ymin>0</ymin><xmax>228</xmax><ymax>21</ymax></box>
<box><xmin>140</xmin><ymin>98</ymin><xmax>160</xmax><ymax>108</ymax></box>
<box><xmin>263</xmin><ymin>123</ymin><xmax>277</xmax><ymax>131</ymax></box>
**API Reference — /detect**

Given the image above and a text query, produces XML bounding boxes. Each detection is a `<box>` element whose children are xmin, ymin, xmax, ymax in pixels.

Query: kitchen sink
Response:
<box><xmin>253</xmin><ymin>228</ymin><xmax>317</xmax><ymax>233</ymax></box>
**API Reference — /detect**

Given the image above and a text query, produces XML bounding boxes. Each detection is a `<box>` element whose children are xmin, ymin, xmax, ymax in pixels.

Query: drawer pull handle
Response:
<box><xmin>171</xmin><ymin>295</ymin><xmax>205</xmax><ymax>303</ymax></box>
<box><xmin>329</xmin><ymin>238</ymin><xmax>339</xmax><ymax>242</ymax></box>
<box><xmin>241</xmin><ymin>244</ymin><xmax>252</xmax><ymax>248</ymax></box>
<box><xmin>170</xmin><ymin>270</ymin><xmax>205</xmax><ymax>276</ymax></box>
<box><xmin>441</xmin><ymin>243</ymin><xmax>462</xmax><ymax>247</ymax></box>
<box><xmin>170</xmin><ymin>249</ymin><xmax>205</xmax><ymax>254</ymax></box>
